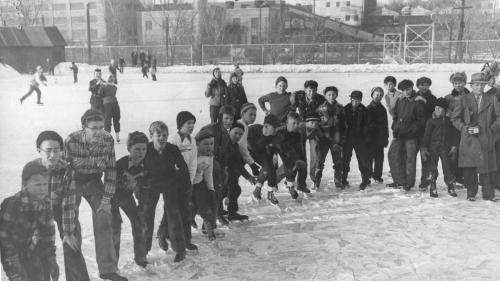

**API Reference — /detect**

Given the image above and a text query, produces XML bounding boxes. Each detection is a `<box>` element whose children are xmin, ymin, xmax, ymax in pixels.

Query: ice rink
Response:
<box><xmin>1</xmin><ymin>65</ymin><xmax>500</xmax><ymax>280</ymax></box>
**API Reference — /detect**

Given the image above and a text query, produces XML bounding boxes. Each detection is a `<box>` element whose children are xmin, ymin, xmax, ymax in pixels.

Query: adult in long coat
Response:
<box><xmin>451</xmin><ymin>72</ymin><xmax>500</xmax><ymax>201</ymax></box>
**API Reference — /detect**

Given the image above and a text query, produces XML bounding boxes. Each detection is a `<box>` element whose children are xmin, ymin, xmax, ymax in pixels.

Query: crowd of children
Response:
<box><xmin>4</xmin><ymin>62</ymin><xmax>500</xmax><ymax>281</ymax></box>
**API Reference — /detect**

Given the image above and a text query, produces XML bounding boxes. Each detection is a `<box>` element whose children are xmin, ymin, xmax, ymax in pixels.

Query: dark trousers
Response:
<box><xmin>73</xmin><ymin>72</ymin><xmax>78</xmax><ymax>83</ymax></box>
<box><xmin>310</xmin><ymin>139</ymin><xmax>343</xmax><ymax>186</ymax></box>
<box><xmin>280</xmin><ymin>157</ymin><xmax>307</xmax><ymax>189</ymax></box>
<box><xmin>463</xmin><ymin>168</ymin><xmax>496</xmax><ymax>199</ymax></box>
<box><xmin>368</xmin><ymin>144</ymin><xmax>385</xmax><ymax>180</ymax></box>
<box><xmin>142</xmin><ymin>71</ymin><xmax>148</xmax><ymax>78</ymax></box>
<box><xmin>425</xmin><ymin>146</ymin><xmax>455</xmax><ymax>185</ymax></box>
<box><xmin>112</xmin><ymin>74</ymin><xmax>117</xmax><ymax>84</ymax></box>
<box><xmin>150</xmin><ymin>181</ymin><xmax>191</xmax><ymax>253</ymax></box>
<box><xmin>252</xmin><ymin>151</ymin><xmax>278</xmax><ymax>187</ymax></box>
<box><xmin>191</xmin><ymin>181</ymin><xmax>217</xmax><ymax>231</ymax></box>
<box><xmin>119</xmin><ymin>66</ymin><xmax>124</xmax><ymax>73</ymax></box>
<box><xmin>90</xmin><ymin>96</ymin><xmax>103</xmax><ymax>112</ymax></box>
<box><xmin>75</xmin><ymin>178</ymin><xmax>118</xmax><ymax>274</ymax></box>
<box><xmin>209</xmin><ymin>105</ymin><xmax>220</xmax><ymax>124</ymax></box>
<box><xmin>1</xmin><ymin>247</ymin><xmax>50</xmax><ymax>281</ymax></box>
<box><xmin>111</xmin><ymin>190</ymin><xmax>147</xmax><ymax>262</ymax></box>
<box><xmin>137</xmin><ymin>188</ymin><xmax>163</xmax><ymax>253</ymax></box>
<box><xmin>213</xmin><ymin>160</ymin><xmax>227</xmax><ymax>217</ymax></box>
<box><xmin>342</xmin><ymin>138</ymin><xmax>370</xmax><ymax>183</ymax></box>
<box><xmin>152</xmin><ymin>74</ymin><xmax>157</xmax><ymax>81</ymax></box>
<box><xmin>103</xmin><ymin>102</ymin><xmax>121</xmax><ymax>133</ymax></box>
<box><xmin>21</xmin><ymin>85</ymin><xmax>41</xmax><ymax>103</ymax></box>
<box><xmin>53</xmin><ymin>203</ymin><xmax>90</xmax><ymax>281</ymax></box>
<box><xmin>227</xmin><ymin>170</ymin><xmax>242</xmax><ymax>214</ymax></box>
<box><xmin>388</xmin><ymin>138</ymin><xmax>418</xmax><ymax>187</ymax></box>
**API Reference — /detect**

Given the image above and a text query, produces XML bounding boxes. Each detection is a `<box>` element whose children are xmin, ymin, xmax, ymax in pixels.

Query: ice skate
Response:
<box><xmin>99</xmin><ymin>272</ymin><xmax>129</xmax><ymax>281</ymax></box>
<box><xmin>174</xmin><ymin>251</ymin><xmax>186</xmax><ymax>263</ymax></box>
<box><xmin>267</xmin><ymin>191</ymin><xmax>279</xmax><ymax>205</ymax></box>
<box><xmin>253</xmin><ymin>184</ymin><xmax>262</xmax><ymax>201</ymax></box>
<box><xmin>447</xmin><ymin>183</ymin><xmax>457</xmax><ymax>197</ymax></box>
<box><xmin>228</xmin><ymin>212</ymin><xmax>249</xmax><ymax>221</ymax></box>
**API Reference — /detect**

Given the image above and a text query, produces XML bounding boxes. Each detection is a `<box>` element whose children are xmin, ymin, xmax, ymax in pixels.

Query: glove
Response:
<box><xmin>47</xmin><ymin>256</ymin><xmax>59</xmax><ymax>281</ymax></box>
<box><xmin>421</xmin><ymin>148</ymin><xmax>431</xmax><ymax>162</ymax></box>
<box><xmin>449</xmin><ymin>146</ymin><xmax>458</xmax><ymax>161</ymax></box>
<box><xmin>250</xmin><ymin>163</ymin><xmax>260</xmax><ymax>177</ymax></box>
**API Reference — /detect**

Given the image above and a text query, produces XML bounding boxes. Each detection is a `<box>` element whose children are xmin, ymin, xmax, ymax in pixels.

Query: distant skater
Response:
<box><xmin>70</xmin><ymin>62</ymin><xmax>78</xmax><ymax>83</ymax></box>
<box><xmin>20</xmin><ymin>65</ymin><xmax>47</xmax><ymax>105</ymax></box>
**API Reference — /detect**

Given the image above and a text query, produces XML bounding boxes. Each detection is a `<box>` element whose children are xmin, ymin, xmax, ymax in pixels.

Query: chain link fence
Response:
<box><xmin>65</xmin><ymin>40</ymin><xmax>500</xmax><ymax>66</ymax></box>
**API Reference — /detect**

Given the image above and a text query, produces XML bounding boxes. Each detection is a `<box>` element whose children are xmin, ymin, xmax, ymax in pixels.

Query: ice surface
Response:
<box><xmin>1</xmin><ymin>67</ymin><xmax>500</xmax><ymax>280</ymax></box>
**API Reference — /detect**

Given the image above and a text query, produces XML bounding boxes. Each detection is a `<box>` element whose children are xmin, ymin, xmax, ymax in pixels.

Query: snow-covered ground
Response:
<box><xmin>1</xmin><ymin>65</ymin><xmax>500</xmax><ymax>280</ymax></box>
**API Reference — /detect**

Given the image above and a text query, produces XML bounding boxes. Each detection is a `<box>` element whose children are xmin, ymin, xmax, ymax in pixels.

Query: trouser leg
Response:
<box><xmin>116</xmin><ymin>193</ymin><xmax>147</xmax><ymax>260</ymax></box>
<box><xmin>404</xmin><ymin>139</ymin><xmax>418</xmax><ymax>187</ymax></box>
<box><xmin>313</xmin><ymin>140</ymin><xmax>329</xmax><ymax>186</ymax></box>
<box><xmin>227</xmin><ymin>172</ymin><xmax>242</xmax><ymax>214</ymax></box>
<box><xmin>388</xmin><ymin>139</ymin><xmax>405</xmax><ymax>185</ymax></box>
<box><xmin>439</xmin><ymin>148</ymin><xmax>455</xmax><ymax>185</ymax></box>
<box><xmin>373</xmin><ymin>145</ymin><xmax>384</xmax><ymax>179</ymax></box>
<box><xmin>209</xmin><ymin>105</ymin><xmax>220</xmax><ymax>124</ymax></box>
<box><xmin>353</xmin><ymin>140</ymin><xmax>370</xmax><ymax>183</ymax></box>
<box><xmin>342</xmin><ymin>140</ymin><xmax>354</xmax><ymax>181</ymax></box>
<box><xmin>309</xmin><ymin>139</ymin><xmax>319</xmax><ymax>183</ymax></box>
<box><xmin>463</xmin><ymin>167</ymin><xmax>478</xmax><ymax>198</ymax></box>
<box><xmin>137</xmin><ymin>188</ymin><xmax>160</xmax><ymax>253</ymax></box>
<box><xmin>103</xmin><ymin>103</ymin><xmax>113</xmax><ymax>133</ymax></box>
<box><xmin>192</xmin><ymin>182</ymin><xmax>217</xmax><ymax>230</ymax></box>
<box><xmin>159</xmin><ymin>186</ymin><xmax>186</xmax><ymax>253</ymax></box>
<box><xmin>479</xmin><ymin>172</ymin><xmax>496</xmax><ymax>200</ymax></box>
<box><xmin>113</xmin><ymin>103</ymin><xmax>121</xmax><ymax>133</ymax></box>
<box><xmin>21</xmin><ymin>85</ymin><xmax>36</xmax><ymax>102</ymax></box>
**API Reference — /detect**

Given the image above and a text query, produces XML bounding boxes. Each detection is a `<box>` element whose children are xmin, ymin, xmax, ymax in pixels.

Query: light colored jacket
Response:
<box><xmin>168</xmin><ymin>133</ymin><xmax>197</xmax><ymax>183</ymax></box>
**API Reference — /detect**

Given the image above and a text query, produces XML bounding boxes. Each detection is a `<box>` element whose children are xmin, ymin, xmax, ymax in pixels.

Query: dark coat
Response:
<box><xmin>227</xmin><ymin>83</ymin><xmax>248</xmax><ymax>115</ymax></box>
<box><xmin>392</xmin><ymin>92</ymin><xmax>427</xmax><ymax>140</ymax></box>
<box><xmin>317</xmin><ymin>101</ymin><xmax>346</xmax><ymax>144</ymax></box>
<box><xmin>451</xmin><ymin>91</ymin><xmax>500</xmax><ymax>172</ymax></box>
<box><xmin>201</xmin><ymin>123</ymin><xmax>231</xmax><ymax>168</ymax></box>
<box><xmin>422</xmin><ymin>116</ymin><xmax>459</xmax><ymax>151</ymax></box>
<box><xmin>344</xmin><ymin>103</ymin><xmax>368</xmax><ymax>141</ymax></box>
<box><xmin>89</xmin><ymin>78</ymin><xmax>105</xmax><ymax>109</ymax></box>
<box><xmin>445</xmin><ymin>88</ymin><xmax>470</xmax><ymax>117</ymax></box>
<box><xmin>292</xmin><ymin>91</ymin><xmax>326</xmax><ymax>121</ymax></box>
<box><xmin>365</xmin><ymin>101</ymin><xmax>389</xmax><ymax>147</ymax></box>
<box><xmin>275</xmin><ymin>128</ymin><xmax>306</xmax><ymax>165</ymax></box>
<box><xmin>247</xmin><ymin>124</ymin><xmax>278</xmax><ymax>155</ymax></box>
<box><xmin>205</xmin><ymin>78</ymin><xmax>228</xmax><ymax>107</ymax></box>
<box><xmin>417</xmin><ymin>90</ymin><xmax>437</xmax><ymax>119</ymax></box>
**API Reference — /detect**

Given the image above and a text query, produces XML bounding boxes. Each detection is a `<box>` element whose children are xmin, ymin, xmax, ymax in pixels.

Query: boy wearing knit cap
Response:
<box><xmin>237</xmin><ymin>103</ymin><xmax>261</xmax><ymax>177</ymax></box>
<box><xmin>169</xmin><ymin>111</ymin><xmax>198</xmax><ymax>184</ymax></box>
<box><xmin>343</xmin><ymin>91</ymin><xmax>371</xmax><ymax>190</ymax></box>
<box><xmin>65</xmin><ymin>109</ymin><xmax>128</xmax><ymax>280</ymax></box>
<box><xmin>205</xmin><ymin>67</ymin><xmax>229</xmax><ymax>123</ymax></box>
<box><xmin>0</xmin><ymin>161</ymin><xmax>59</xmax><ymax>281</ymax></box>
<box><xmin>111</xmin><ymin>131</ymin><xmax>149</xmax><ymax>267</ymax></box>
<box><xmin>421</xmin><ymin>98</ymin><xmax>459</xmax><ymax>197</ymax></box>
<box><xmin>258</xmin><ymin>76</ymin><xmax>294</xmax><ymax>125</ymax></box>
<box><xmin>228</xmin><ymin>72</ymin><xmax>248</xmax><ymax>121</ymax></box>
<box><xmin>248</xmin><ymin>114</ymin><xmax>281</xmax><ymax>201</ymax></box>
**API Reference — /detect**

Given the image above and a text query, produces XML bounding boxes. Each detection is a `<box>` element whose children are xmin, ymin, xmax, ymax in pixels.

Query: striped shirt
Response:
<box><xmin>64</xmin><ymin>130</ymin><xmax>116</xmax><ymax>202</ymax></box>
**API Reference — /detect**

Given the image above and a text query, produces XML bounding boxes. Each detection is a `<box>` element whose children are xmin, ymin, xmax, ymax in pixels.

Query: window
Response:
<box><xmin>345</xmin><ymin>15</ymin><xmax>350</xmax><ymax>21</ymax></box>
<box><xmin>71</xmin><ymin>16</ymin><xmax>86</xmax><ymax>23</ymax></box>
<box><xmin>354</xmin><ymin>14</ymin><xmax>359</xmax><ymax>21</ymax></box>
<box><xmin>251</xmin><ymin>17</ymin><xmax>258</xmax><ymax>29</ymax></box>
<box><xmin>336</xmin><ymin>2</ymin><xmax>340</xmax><ymax>7</ymax></box>
<box><xmin>53</xmin><ymin>17</ymin><xmax>67</xmax><ymax>24</ymax></box>
<box><xmin>70</xmin><ymin>3</ymin><xmax>84</xmax><ymax>10</ymax></box>
<box><xmin>233</xmin><ymin>18</ymin><xmax>240</xmax><ymax>25</ymax></box>
<box><xmin>53</xmin><ymin>3</ymin><xmax>66</xmax><ymax>10</ymax></box>
<box><xmin>88</xmin><ymin>2</ymin><xmax>97</xmax><ymax>9</ymax></box>
<box><xmin>326</xmin><ymin>2</ymin><xmax>330</xmax><ymax>7</ymax></box>
<box><xmin>346</xmin><ymin>1</ymin><xmax>350</xmax><ymax>6</ymax></box>
<box><xmin>145</xmin><ymin>20</ymin><xmax>152</xmax><ymax>31</ymax></box>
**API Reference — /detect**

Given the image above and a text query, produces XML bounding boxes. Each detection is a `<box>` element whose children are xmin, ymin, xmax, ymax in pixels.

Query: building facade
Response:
<box><xmin>313</xmin><ymin>0</ymin><xmax>376</xmax><ymax>26</ymax></box>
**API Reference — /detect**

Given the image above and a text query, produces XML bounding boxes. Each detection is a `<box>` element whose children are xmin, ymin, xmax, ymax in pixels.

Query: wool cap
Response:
<box><xmin>350</xmin><ymin>90</ymin><xmax>363</xmax><ymax>100</ymax></box>
<box><xmin>305</xmin><ymin>112</ymin><xmax>321</xmax><ymax>122</ymax></box>
<box><xmin>127</xmin><ymin>131</ymin><xmax>149</xmax><ymax>150</ymax></box>
<box><xmin>275</xmin><ymin>76</ymin><xmax>288</xmax><ymax>86</ymax></box>
<box><xmin>398</xmin><ymin>79</ymin><xmax>414</xmax><ymax>91</ymax></box>
<box><xmin>81</xmin><ymin>109</ymin><xmax>104</xmax><ymax>126</ymax></box>
<box><xmin>36</xmin><ymin>130</ymin><xmax>63</xmax><ymax>149</ymax></box>
<box><xmin>449</xmin><ymin>72</ymin><xmax>467</xmax><ymax>83</ymax></box>
<box><xmin>263</xmin><ymin>114</ymin><xmax>280</xmax><ymax>128</ymax></box>
<box><xmin>240</xmin><ymin>103</ymin><xmax>257</xmax><ymax>116</ymax></box>
<box><xmin>176</xmin><ymin>111</ymin><xmax>196</xmax><ymax>130</ymax></box>
<box><xmin>195</xmin><ymin>129</ymin><xmax>214</xmax><ymax>142</ymax></box>
<box><xmin>435</xmin><ymin>97</ymin><xmax>449</xmax><ymax>110</ymax></box>
<box><xmin>22</xmin><ymin>160</ymin><xmax>48</xmax><ymax>186</ymax></box>
<box><xmin>416</xmin><ymin>76</ymin><xmax>432</xmax><ymax>86</ymax></box>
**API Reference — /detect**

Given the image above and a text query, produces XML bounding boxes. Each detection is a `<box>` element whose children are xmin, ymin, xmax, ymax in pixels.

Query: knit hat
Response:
<box><xmin>81</xmin><ymin>109</ymin><xmax>104</xmax><ymax>126</ymax></box>
<box><xmin>176</xmin><ymin>111</ymin><xmax>196</xmax><ymax>130</ymax></box>
<box><xmin>305</xmin><ymin>112</ymin><xmax>320</xmax><ymax>122</ymax></box>
<box><xmin>398</xmin><ymin>79</ymin><xmax>414</xmax><ymax>91</ymax></box>
<box><xmin>416</xmin><ymin>76</ymin><xmax>432</xmax><ymax>86</ymax></box>
<box><xmin>449</xmin><ymin>72</ymin><xmax>467</xmax><ymax>83</ymax></box>
<box><xmin>435</xmin><ymin>97</ymin><xmax>449</xmax><ymax>110</ymax></box>
<box><xmin>22</xmin><ymin>160</ymin><xmax>48</xmax><ymax>186</ymax></box>
<box><xmin>219</xmin><ymin>105</ymin><xmax>235</xmax><ymax>116</ymax></box>
<box><xmin>469</xmin><ymin>73</ymin><xmax>489</xmax><ymax>84</ymax></box>
<box><xmin>94</xmin><ymin>68</ymin><xmax>101</xmax><ymax>73</ymax></box>
<box><xmin>263</xmin><ymin>114</ymin><xmax>280</xmax><ymax>128</ymax></box>
<box><xmin>275</xmin><ymin>76</ymin><xmax>288</xmax><ymax>86</ymax></box>
<box><xmin>195</xmin><ymin>129</ymin><xmax>214</xmax><ymax>142</ymax></box>
<box><xmin>127</xmin><ymin>131</ymin><xmax>149</xmax><ymax>150</ymax></box>
<box><xmin>36</xmin><ymin>130</ymin><xmax>63</xmax><ymax>149</ymax></box>
<box><xmin>240</xmin><ymin>103</ymin><xmax>256</xmax><ymax>116</ymax></box>
<box><xmin>230</xmin><ymin>122</ymin><xmax>245</xmax><ymax>131</ymax></box>
<box><xmin>350</xmin><ymin>90</ymin><xmax>363</xmax><ymax>100</ymax></box>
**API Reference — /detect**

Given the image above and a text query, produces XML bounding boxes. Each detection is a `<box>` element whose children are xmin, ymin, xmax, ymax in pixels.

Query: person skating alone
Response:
<box><xmin>118</xmin><ymin>57</ymin><xmax>125</xmax><ymax>73</ymax></box>
<box><xmin>98</xmin><ymin>75</ymin><xmax>121</xmax><ymax>142</ymax></box>
<box><xmin>70</xmin><ymin>62</ymin><xmax>78</xmax><ymax>83</ymax></box>
<box><xmin>108</xmin><ymin>60</ymin><xmax>118</xmax><ymax>85</ymax></box>
<box><xmin>205</xmin><ymin>67</ymin><xmax>228</xmax><ymax>123</ymax></box>
<box><xmin>20</xmin><ymin>65</ymin><xmax>47</xmax><ymax>105</ymax></box>
<box><xmin>89</xmin><ymin>69</ymin><xmax>106</xmax><ymax>111</ymax></box>
<box><xmin>228</xmin><ymin>72</ymin><xmax>248</xmax><ymax>121</ymax></box>
<box><xmin>151</xmin><ymin>56</ymin><xmax>157</xmax><ymax>81</ymax></box>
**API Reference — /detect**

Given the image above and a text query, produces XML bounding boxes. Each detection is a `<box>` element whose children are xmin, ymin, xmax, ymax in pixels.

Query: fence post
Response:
<box><xmin>465</xmin><ymin>40</ymin><xmax>469</xmax><ymax>63</ymax></box>
<box><xmin>357</xmin><ymin>43</ymin><xmax>361</xmax><ymax>64</ymax></box>
<box><xmin>324</xmin><ymin>43</ymin><xmax>327</xmax><ymax>64</ymax></box>
<box><xmin>261</xmin><ymin>44</ymin><xmax>264</xmax><ymax>65</ymax></box>
<box><xmin>201</xmin><ymin>45</ymin><xmax>204</xmax><ymax>65</ymax></box>
<box><xmin>292</xmin><ymin>44</ymin><xmax>295</xmax><ymax>64</ymax></box>
<box><xmin>191</xmin><ymin>45</ymin><xmax>193</xmax><ymax>66</ymax></box>
<box><xmin>230</xmin><ymin>44</ymin><xmax>233</xmax><ymax>63</ymax></box>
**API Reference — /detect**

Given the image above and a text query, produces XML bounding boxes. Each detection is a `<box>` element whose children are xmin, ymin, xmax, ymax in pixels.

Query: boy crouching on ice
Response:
<box><xmin>0</xmin><ymin>162</ymin><xmax>59</xmax><ymax>281</ymax></box>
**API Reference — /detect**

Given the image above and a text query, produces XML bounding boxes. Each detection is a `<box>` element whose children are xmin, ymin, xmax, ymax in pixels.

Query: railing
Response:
<box><xmin>64</xmin><ymin>40</ymin><xmax>500</xmax><ymax>66</ymax></box>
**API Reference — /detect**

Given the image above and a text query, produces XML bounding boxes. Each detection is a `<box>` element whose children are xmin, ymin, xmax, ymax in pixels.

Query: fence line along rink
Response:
<box><xmin>2</xmin><ymin>68</ymin><xmax>500</xmax><ymax>280</ymax></box>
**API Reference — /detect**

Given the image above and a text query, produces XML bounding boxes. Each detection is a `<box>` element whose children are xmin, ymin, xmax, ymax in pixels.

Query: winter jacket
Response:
<box><xmin>344</xmin><ymin>103</ymin><xmax>369</xmax><ymax>141</ymax></box>
<box><xmin>384</xmin><ymin>90</ymin><xmax>402</xmax><ymax>118</ymax></box>
<box><xmin>247</xmin><ymin>124</ymin><xmax>279</xmax><ymax>156</ymax></box>
<box><xmin>116</xmin><ymin>155</ymin><xmax>146</xmax><ymax>198</ymax></box>
<box><xmin>422</xmin><ymin>116</ymin><xmax>459</xmax><ymax>151</ymax></box>
<box><xmin>193</xmin><ymin>155</ymin><xmax>214</xmax><ymax>191</ymax></box>
<box><xmin>168</xmin><ymin>132</ymin><xmax>197</xmax><ymax>184</ymax></box>
<box><xmin>200</xmin><ymin>123</ymin><xmax>231</xmax><ymax>168</ymax></box>
<box><xmin>365</xmin><ymin>101</ymin><xmax>389</xmax><ymax>147</ymax></box>
<box><xmin>275</xmin><ymin>127</ymin><xmax>306</xmax><ymax>165</ymax></box>
<box><xmin>205</xmin><ymin>78</ymin><xmax>228</xmax><ymax>107</ymax></box>
<box><xmin>89</xmin><ymin>78</ymin><xmax>105</xmax><ymax>107</ymax></box>
<box><xmin>109</xmin><ymin>65</ymin><xmax>117</xmax><ymax>76</ymax></box>
<box><xmin>228</xmin><ymin>83</ymin><xmax>248</xmax><ymax>116</ymax></box>
<box><xmin>98</xmin><ymin>83</ymin><xmax>118</xmax><ymax>104</ymax></box>
<box><xmin>143</xmin><ymin>142</ymin><xmax>191</xmax><ymax>194</ymax></box>
<box><xmin>392</xmin><ymin>92</ymin><xmax>427</xmax><ymax>140</ymax></box>
<box><xmin>317</xmin><ymin>100</ymin><xmax>346</xmax><ymax>144</ymax></box>
<box><xmin>237</xmin><ymin>120</ymin><xmax>254</xmax><ymax>165</ymax></box>
<box><xmin>227</xmin><ymin>141</ymin><xmax>252</xmax><ymax>180</ymax></box>
<box><xmin>70</xmin><ymin>64</ymin><xmax>78</xmax><ymax>74</ymax></box>
<box><xmin>417</xmin><ymin>90</ymin><xmax>437</xmax><ymax>120</ymax></box>
<box><xmin>258</xmin><ymin>92</ymin><xmax>293</xmax><ymax>125</ymax></box>
<box><xmin>292</xmin><ymin>91</ymin><xmax>326</xmax><ymax>121</ymax></box>
<box><xmin>445</xmin><ymin>88</ymin><xmax>470</xmax><ymax>117</ymax></box>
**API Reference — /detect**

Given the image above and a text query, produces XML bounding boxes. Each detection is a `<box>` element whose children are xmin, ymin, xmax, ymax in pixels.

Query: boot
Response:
<box><xmin>267</xmin><ymin>191</ymin><xmax>279</xmax><ymax>205</ymax></box>
<box><xmin>134</xmin><ymin>256</ymin><xmax>148</xmax><ymax>268</ymax></box>
<box><xmin>297</xmin><ymin>185</ymin><xmax>311</xmax><ymax>194</ymax></box>
<box><xmin>253</xmin><ymin>185</ymin><xmax>262</xmax><ymax>200</ymax></box>
<box><xmin>207</xmin><ymin>229</ymin><xmax>216</xmax><ymax>241</ymax></box>
<box><xmin>359</xmin><ymin>181</ymin><xmax>369</xmax><ymax>191</ymax></box>
<box><xmin>430</xmin><ymin>180</ymin><xmax>438</xmax><ymax>198</ymax></box>
<box><xmin>334</xmin><ymin>170</ymin><xmax>343</xmax><ymax>188</ymax></box>
<box><xmin>186</xmin><ymin>243</ymin><xmax>198</xmax><ymax>251</ymax></box>
<box><xmin>287</xmin><ymin>186</ymin><xmax>299</xmax><ymax>199</ymax></box>
<box><xmin>227</xmin><ymin>212</ymin><xmax>249</xmax><ymax>221</ymax></box>
<box><xmin>341</xmin><ymin>176</ymin><xmax>349</xmax><ymax>189</ymax></box>
<box><xmin>157</xmin><ymin>234</ymin><xmax>169</xmax><ymax>252</ymax></box>
<box><xmin>447</xmin><ymin>183</ymin><xmax>457</xmax><ymax>197</ymax></box>
<box><xmin>99</xmin><ymin>272</ymin><xmax>129</xmax><ymax>281</ymax></box>
<box><xmin>174</xmin><ymin>251</ymin><xmax>186</xmax><ymax>263</ymax></box>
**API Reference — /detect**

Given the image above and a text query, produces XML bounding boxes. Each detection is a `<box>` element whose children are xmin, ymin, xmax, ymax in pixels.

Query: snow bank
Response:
<box><xmin>54</xmin><ymin>62</ymin><xmax>484</xmax><ymax>75</ymax></box>
<box><xmin>0</xmin><ymin>63</ymin><xmax>21</xmax><ymax>78</ymax></box>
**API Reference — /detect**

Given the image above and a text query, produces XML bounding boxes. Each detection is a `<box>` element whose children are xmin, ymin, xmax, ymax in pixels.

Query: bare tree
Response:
<box><xmin>11</xmin><ymin>0</ymin><xmax>43</xmax><ymax>26</ymax></box>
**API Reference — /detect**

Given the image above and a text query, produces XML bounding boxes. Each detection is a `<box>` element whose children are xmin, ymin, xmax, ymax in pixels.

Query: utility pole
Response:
<box><xmin>165</xmin><ymin>15</ymin><xmax>169</xmax><ymax>66</ymax></box>
<box><xmin>453</xmin><ymin>0</ymin><xmax>472</xmax><ymax>63</ymax></box>
<box><xmin>86</xmin><ymin>3</ymin><xmax>91</xmax><ymax>64</ymax></box>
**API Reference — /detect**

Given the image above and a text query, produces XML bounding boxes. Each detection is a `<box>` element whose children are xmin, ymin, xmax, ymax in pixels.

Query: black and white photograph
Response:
<box><xmin>1</xmin><ymin>0</ymin><xmax>500</xmax><ymax>280</ymax></box>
